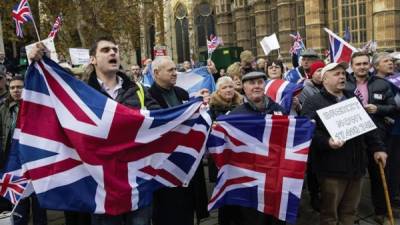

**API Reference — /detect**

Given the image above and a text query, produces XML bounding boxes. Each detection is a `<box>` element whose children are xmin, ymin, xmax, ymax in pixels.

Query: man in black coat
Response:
<box><xmin>344</xmin><ymin>52</ymin><xmax>396</xmax><ymax>224</ymax></box>
<box><xmin>148</xmin><ymin>56</ymin><xmax>209</xmax><ymax>225</ymax></box>
<box><xmin>220</xmin><ymin>71</ymin><xmax>286</xmax><ymax>225</ymax></box>
<box><xmin>301</xmin><ymin>62</ymin><xmax>387</xmax><ymax>225</ymax></box>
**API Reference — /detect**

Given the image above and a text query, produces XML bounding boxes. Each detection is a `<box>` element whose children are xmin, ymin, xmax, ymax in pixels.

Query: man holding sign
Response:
<box><xmin>301</xmin><ymin>62</ymin><xmax>387</xmax><ymax>225</ymax></box>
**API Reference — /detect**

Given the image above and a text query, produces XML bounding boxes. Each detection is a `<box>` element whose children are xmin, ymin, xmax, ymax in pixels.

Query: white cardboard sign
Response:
<box><xmin>316</xmin><ymin>97</ymin><xmax>377</xmax><ymax>142</ymax></box>
<box><xmin>25</xmin><ymin>38</ymin><xmax>58</xmax><ymax>64</ymax></box>
<box><xmin>69</xmin><ymin>48</ymin><xmax>90</xmax><ymax>65</ymax></box>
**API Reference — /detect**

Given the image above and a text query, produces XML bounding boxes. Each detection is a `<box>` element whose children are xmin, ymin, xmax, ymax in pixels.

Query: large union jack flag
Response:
<box><xmin>207</xmin><ymin>114</ymin><xmax>314</xmax><ymax>224</ymax></box>
<box><xmin>11</xmin><ymin>56</ymin><xmax>211</xmax><ymax>215</ymax></box>
<box><xmin>264</xmin><ymin>79</ymin><xmax>304</xmax><ymax>114</ymax></box>
<box><xmin>12</xmin><ymin>0</ymin><xmax>33</xmax><ymax>38</ymax></box>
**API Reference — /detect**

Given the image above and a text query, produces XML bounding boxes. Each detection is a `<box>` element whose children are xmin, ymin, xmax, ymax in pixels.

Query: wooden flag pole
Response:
<box><xmin>378</xmin><ymin>161</ymin><xmax>395</xmax><ymax>225</ymax></box>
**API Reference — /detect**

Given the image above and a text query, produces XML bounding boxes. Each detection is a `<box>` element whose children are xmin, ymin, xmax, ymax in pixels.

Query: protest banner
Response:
<box><xmin>25</xmin><ymin>38</ymin><xmax>58</xmax><ymax>64</ymax></box>
<box><xmin>316</xmin><ymin>97</ymin><xmax>376</xmax><ymax>142</ymax></box>
<box><xmin>69</xmin><ymin>48</ymin><xmax>90</xmax><ymax>65</ymax></box>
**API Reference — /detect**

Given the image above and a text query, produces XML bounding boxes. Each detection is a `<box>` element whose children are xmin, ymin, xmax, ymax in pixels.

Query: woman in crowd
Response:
<box><xmin>265</xmin><ymin>59</ymin><xmax>284</xmax><ymax>80</ymax></box>
<box><xmin>207</xmin><ymin>76</ymin><xmax>243</xmax><ymax>224</ymax></box>
<box><xmin>264</xmin><ymin>59</ymin><xmax>301</xmax><ymax>114</ymax></box>
<box><xmin>209</xmin><ymin>76</ymin><xmax>243</xmax><ymax>121</ymax></box>
<box><xmin>226</xmin><ymin>62</ymin><xmax>243</xmax><ymax>94</ymax></box>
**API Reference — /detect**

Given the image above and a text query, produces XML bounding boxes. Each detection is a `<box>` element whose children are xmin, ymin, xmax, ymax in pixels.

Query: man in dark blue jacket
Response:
<box><xmin>302</xmin><ymin>62</ymin><xmax>387</xmax><ymax>225</ymax></box>
<box><xmin>220</xmin><ymin>71</ymin><xmax>286</xmax><ymax>225</ymax></box>
<box><xmin>345</xmin><ymin>52</ymin><xmax>396</xmax><ymax>224</ymax></box>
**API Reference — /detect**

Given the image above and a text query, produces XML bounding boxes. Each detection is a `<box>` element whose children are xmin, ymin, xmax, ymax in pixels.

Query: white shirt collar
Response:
<box><xmin>97</xmin><ymin>76</ymin><xmax>123</xmax><ymax>99</ymax></box>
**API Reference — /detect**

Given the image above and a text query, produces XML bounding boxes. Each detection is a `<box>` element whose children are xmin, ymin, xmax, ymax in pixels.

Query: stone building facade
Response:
<box><xmin>139</xmin><ymin>0</ymin><xmax>400</xmax><ymax>64</ymax></box>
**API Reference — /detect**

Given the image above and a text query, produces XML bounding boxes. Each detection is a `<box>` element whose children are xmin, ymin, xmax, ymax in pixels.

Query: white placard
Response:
<box><xmin>69</xmin><ymin>48</ymin><xmax>90</xmax><ymax>65</ymax></box>
<box><xmin>25</xmin><ymin>38</ymin><xmax>58</xmax><ymax>64</ymax></box>
<box><xmin>260</xmin><ymin>33</ymin><xmax>280</xmax><ymax>55</ymax></box>
<box><xmin>316</xmin><ymin>97</ymin><xmax>377</xmax><ymax>142</ymax></box>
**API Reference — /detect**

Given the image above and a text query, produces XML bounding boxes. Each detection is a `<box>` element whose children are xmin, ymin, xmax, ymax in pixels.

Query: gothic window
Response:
<box><xmin>195</xmin><ymin>3</ymin><xmax>215</xmax><ymax>48</ymax></box>
<box><xmin>175</xmin><ymin>4</ymin><xmax>190</xmax><ymax>63</ymax></box>
<box><xmin>340</xmin><ymin>0</ymin><xmax>367</xmax><ymax>45</ymax></box>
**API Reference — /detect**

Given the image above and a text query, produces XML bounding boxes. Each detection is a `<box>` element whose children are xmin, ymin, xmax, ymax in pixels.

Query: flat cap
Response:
<box><xmin>301</xmin><ymin>49</ymin><xmax>319</xmax><ymax>58</ymax></box>
<box><xmin>242</xmin><ymin>71</ymin><xmax>267</xmax><ymax>82</ymax></box>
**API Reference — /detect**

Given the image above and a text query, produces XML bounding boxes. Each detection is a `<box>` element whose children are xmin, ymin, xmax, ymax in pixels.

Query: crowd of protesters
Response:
<box><xmin>0</xmin><ymin>37</ymin><xmax>399</xmax><ymax>225</ymax></box>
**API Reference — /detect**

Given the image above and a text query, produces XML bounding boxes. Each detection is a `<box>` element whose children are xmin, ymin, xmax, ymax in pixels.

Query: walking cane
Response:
<box><xmin>378</xmin><ymin>161</ymin><xmax>395</xmax><ymax>225</ymax></box>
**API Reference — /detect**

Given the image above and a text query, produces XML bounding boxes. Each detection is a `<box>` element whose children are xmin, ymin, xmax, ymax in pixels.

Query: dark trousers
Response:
<box><xmin>218</xmin><ymin>205</ymin><xmax>285</xmax><ymax>225</ymax></box>
<box><xmin>367</xmin><ymin>127</ymin><xmax>390</xmax><ymax>215</ymax></box>
<box><xmin>388</xmin><ymin>135</ymin><xmax>400</xmax><ymax>201</ymax></box>
<box><xmin>64</xmin><ymin>211</ymin><xmax>91</xmax><ymax>225</ymax></box>
<box><xmin>306</xmin><ymin>161</ymin><xmax>319</xmax><ymax>196</ymax></box>
<box><xmin>319</xmin><ymin>177</ymin><xmax>362</xmax><ymax>225</ymax></box>
<box><xmin>152</xmin><ymin>187</ymin><xmax>194</xmax><ymax>225</ymax></box>
<box><xmin>0</xmin><ymin>196</ymin><xmax>12</xmax><ymax>212</ymax></box>
<box><xmin>14</xmin><ymin>195</ymin><xmax>47</xmax><ymax>225</ymax></box>
<box><xmin>91</xmin><ymin>206</ymin><xmax>152</xmax><ymax>225</ymax></box>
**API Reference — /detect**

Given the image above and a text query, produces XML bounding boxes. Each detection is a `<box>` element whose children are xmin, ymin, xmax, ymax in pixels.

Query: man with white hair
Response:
<box><xmin>148</xmin><ymin>56</ymin><xmax>209</xmax><ymax>225</ymax></box>
<box><xmin>373</xmin><ymin>52</ymin><xmax>395</xmax><ymax>78</ymax></box>
<box><xmin>302</xmin><ymin>62</ymin><xmax>387</xmax><ymax>225</ymax></box>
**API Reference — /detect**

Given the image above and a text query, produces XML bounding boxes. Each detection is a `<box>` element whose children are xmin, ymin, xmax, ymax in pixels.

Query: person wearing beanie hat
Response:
<box><xmin>298</xmin><ymin>61</ymin><xmax>325</xmax><ymax>104</ymax></box>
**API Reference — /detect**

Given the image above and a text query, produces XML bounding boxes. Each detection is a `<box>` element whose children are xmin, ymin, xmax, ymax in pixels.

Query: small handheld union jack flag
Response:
<box><xmin>289</xmin><ymin>32</ymin><xmax>305</xmax><ymax>56</ymax></box>
<box><xmin>207</xmin><ymin>34</ymin><xmax>223</xmax><ymax>56</ymax></box>
<box><xmin>0</xmin><ymin>173</ymin><xmax>29</xmax><ymax>204</ymax></box>
<box><xmin>48</xmin><ymin>14</ymin><xmax>63</xmax><ymax>38</ymax></box>
<box><xmin>12</xmin><ymin>0</ymin><xmax>33</xmax><ymax>38</ymax></box>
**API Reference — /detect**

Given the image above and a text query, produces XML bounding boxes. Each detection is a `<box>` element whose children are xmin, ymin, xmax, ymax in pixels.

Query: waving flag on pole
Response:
<box><xmin>12</xmin><ymin>0</ymin><xmax>33</xmax><ymax>38</ymax></box>
<box><xmin>48</xmin><ymin>14</ymin><xmax>63</xmax><ymax>38</ymax></box>
<box><xmin>324</xmin><ymin>27</ymin><xmax>358</xmax><ymax>63</ymax></box>
<box><xmin>207</xmin><ymin>34</ymin><xmax>223</xmax><ymax>56</ymax></box>
<box><xmin>207</xmin><ymin>114</ymin><xmax>315</xmax><ymax>224</ymax></box>
<box><xmin>12</xmin><ymin>56</ymin><xmax>211</xmax><ymax>215</ymax></box>
<box><xmin>343</xmin><ymin>26</ymin><xmax>352</xmax><ymax>43</ymax></box>
<box><xmin>264</xmin><ymin>79</ymin><xmax>304</xmax><ymax>114</ymax></box>
<box><xmin>289</xmin><ymin>32</ymin><xmax>305</xmax><ymax>56</ymax></box>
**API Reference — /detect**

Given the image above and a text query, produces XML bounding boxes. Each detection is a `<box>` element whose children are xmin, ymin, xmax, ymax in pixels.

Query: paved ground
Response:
<box><xmin>39</xmin><ymin>174</ymin><xmax>400</xmax><ymax>225</ymax></box>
